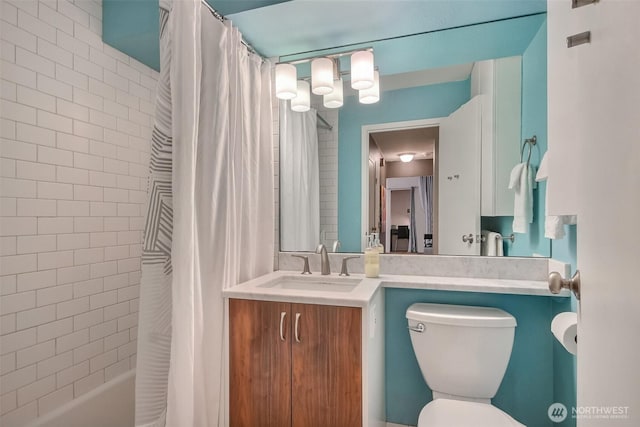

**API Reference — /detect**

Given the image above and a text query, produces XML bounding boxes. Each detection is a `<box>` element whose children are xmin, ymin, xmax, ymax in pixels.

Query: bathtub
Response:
<box><xmin>30</xmin><ymin>370</ymin><xmax>135</xmax><ymax>427</ymax></box>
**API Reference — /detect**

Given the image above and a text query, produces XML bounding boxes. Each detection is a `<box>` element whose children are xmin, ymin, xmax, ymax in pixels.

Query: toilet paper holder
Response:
<box><xmin>549</xmin><ymin>270</ymin><xmax>581</xmax><ymax>300</ymax></box>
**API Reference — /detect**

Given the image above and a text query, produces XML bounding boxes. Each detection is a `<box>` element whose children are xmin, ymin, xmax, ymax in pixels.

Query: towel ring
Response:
<box><xmin>520</xmin><ymin>135</ymin><xmax>537</xmax><ymax>166</ymax></box>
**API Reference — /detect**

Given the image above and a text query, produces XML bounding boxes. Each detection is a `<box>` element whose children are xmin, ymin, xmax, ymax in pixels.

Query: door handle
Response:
<box><xmin>294</xmin><ymin>312</ymin><xmax>301</xmax><ymax>343</ymax></box>
<box><xmin>461</xmin><ymin>233</ymin><xmax>474</xmax><ymax>244</ymax></box>
<box><xmin>279</xmin><ymin>312</ymin><xmax>286</xmax><ymax>341</ymax></box>
<box><xmin>549</xmin><ymin>270</ymin><xmax>581</xmax><ymax>300</ymax></box>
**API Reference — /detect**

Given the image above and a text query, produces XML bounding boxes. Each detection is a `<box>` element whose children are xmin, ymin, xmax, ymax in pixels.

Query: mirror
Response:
<box><xmin>280</xmin><ymin>13</ymin><xmax>555</xmax><ymax>257</ymax></box>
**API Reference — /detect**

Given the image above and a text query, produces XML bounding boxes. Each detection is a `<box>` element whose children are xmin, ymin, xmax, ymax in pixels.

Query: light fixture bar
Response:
<box><xmin>276</xmin><ymin>47</ymin><xmax>374</xmax><ymax>67</ymax></box>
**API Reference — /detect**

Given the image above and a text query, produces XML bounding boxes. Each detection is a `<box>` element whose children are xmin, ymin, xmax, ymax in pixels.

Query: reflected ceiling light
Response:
<box><xmin>291</xmin><ymin>80</ymin><xmax>310</xmax><ymax>112</ymax></box>
<box><xmin>351</xmin><ymin>50</ymin><xmax>375</xmax><ymax>90</ymax></box>
<box><xmin>275</xmin><ymin>63</ymin><xmax>297</xmax><ymax>100</ymax></box>
<box><xmin>399</xmin><ymin>153</ymin><xmax>415</xmax><ymax>163</ymax></box>
<box><xmin>311</xmin><ymin>58</ymin><xmax>334</xmax><ymax>95</ymax></box>
<box><xmin>276</xmin><ymin>48</ymin><xmax>380</xmax><ymax>110</ymax></box>
<box><xmin>324</xmin><ymin>78</ymin><xmax>344</xmax><ymax>108</ymax></box>
<box><xmin>359</xmin><ymin>70</ymin><xmax>380</xmax><ymax>104</ymax></box>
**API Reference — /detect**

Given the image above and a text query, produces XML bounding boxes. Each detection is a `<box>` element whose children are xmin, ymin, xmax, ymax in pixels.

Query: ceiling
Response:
<box><xmin>371</xmin><ymin>127</ymin><xmax>438</xmax><ymax>162</ymax></box>
<box><xmin>216</xmin><ymin>0</ymin><xmax>547</xmax><ymax>58</ymax></box>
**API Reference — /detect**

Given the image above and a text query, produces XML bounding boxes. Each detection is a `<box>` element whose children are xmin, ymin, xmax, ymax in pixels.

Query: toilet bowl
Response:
<box><xmin>418</xmin><ymin>398</ymin><xmax>524</xmax><ymax>427</ymax></box>
<box><xmin>406</xmin><ymin>303</ymin><xmax>525</xmax><ymax>427</ymax></box>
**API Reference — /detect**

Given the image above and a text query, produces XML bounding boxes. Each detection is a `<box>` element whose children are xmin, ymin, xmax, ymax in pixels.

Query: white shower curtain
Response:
<box><xmin>419</xmin><ymin>176</ymin><xmax>434</xmax><ymax>234</ymax></box>
<box><xmin>135</xmin><ymin>1</ymin><xmax>274</xmax><ymax>426</ymax></box>
<box><xmin>280</xmin><ymin>104</ymin><xmax>320</xmax><ymax>251</ymax></box>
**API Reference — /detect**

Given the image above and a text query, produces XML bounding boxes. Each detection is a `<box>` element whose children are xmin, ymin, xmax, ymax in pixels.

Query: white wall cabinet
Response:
<box><xmin>471</xmin><ymin>56</ymin><xmax>522</xmax><ymax>217</ymax></box>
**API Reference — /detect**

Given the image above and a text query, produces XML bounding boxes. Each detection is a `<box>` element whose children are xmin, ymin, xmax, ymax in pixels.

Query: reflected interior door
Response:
<box><xmin>437</xmin><ymin>97</ymin><xmax>481</xmax><ymax>255</ymax></box>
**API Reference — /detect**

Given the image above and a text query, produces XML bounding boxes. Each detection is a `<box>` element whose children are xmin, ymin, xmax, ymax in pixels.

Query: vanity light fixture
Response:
<box><xmin>311</xmin><ymin>57</ymin><xmax>335</xmax><ymax>95</ymax></box>
<box><xmin>324</xmin><ymin>77</ymin><xmax>344</xmax><ymax>108</ymax></box>
<box><xmin>399</xmin><ymin>153</ymin><xmax>415</xmax><ymax>163</ymax></box>
<box><xmin>291</xmin><ymin>80</ymin><xmax>311</xmax><ymax>112</ymax></box>
<box><xmin>358</xmin><ymin>70</ymin><xmax>380</xmax><ymax>104</ymax></box>
<box><xmin>276</xmin><ymin>48</ymin><xmax>380</xmax><ymax>108</ymax></box>
<box><xmin>324</xmin><ymin>59</ymin><xmax>344</xmax><ymax>108</ymax></box>
<box><xmin>350</xmin><ymin>50</ymin><xmax>375</xmax><ymax>90</ymax></box>
<box><xmin>275</xmin><ymin>63</ymin><xmax>297</xmax><ymax>100</ymax></box>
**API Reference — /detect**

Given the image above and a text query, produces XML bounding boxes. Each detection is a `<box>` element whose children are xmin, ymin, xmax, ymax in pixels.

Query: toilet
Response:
<box><xmin>406</xmin><ymin>303</ymin><xmax>525</xmax><ymax>427</ymax></box>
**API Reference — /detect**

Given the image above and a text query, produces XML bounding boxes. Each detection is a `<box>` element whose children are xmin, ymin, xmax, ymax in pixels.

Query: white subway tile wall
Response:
<box><xmin>0</xmin><ymin>1</ymin><xmax>157</xmax><ymax>425</ymax></box>
<box><xmin>311</xmin><ymin>100</ymin><xmax>338</xmax><ymax>247</ymax></box>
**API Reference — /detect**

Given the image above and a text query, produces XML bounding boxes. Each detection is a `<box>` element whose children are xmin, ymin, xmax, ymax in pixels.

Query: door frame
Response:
<box><xmin>361</xmin><ymin>118</ymin><xmax>442</xmax><ymax>251</ymax></box>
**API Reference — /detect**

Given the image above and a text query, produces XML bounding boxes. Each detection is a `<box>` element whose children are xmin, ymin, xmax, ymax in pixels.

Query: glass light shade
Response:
<box><xmin>323</xmin><ymin>78</ymin><xmax>344</xmax><ymax>108</ymax></box>
<box><xmin>399</xmin><ymin>153</ymin><xmax>415</xmax><ymax>163</ymax></box>
<box><xmin>275</xmin><ymin>63</ymin><xmax>297</xmax><ymax>100</ymax></box>
<box><xmin>351</xmin><ymin>50</ymin><xmax>374</xmax><ymax>90</ymax></box>
<box><xmin>359</xmin><ymin>70</ymin><xmax>380</xmax><ymax>104</ymax></box>
<box><xmin>291</xmin><ymin>80</ymin><xmax>310</xmax><ymax>112</ymax></box>
<box><xmin>311</xmin><ymin>58</ymin><xmax>334</xmax><ymax>95</ymax></box>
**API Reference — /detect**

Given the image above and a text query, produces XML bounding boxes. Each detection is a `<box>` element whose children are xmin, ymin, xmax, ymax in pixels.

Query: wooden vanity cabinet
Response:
<box><xmin>229</xmin><ymin>299</ymin><xmax>362</xmax><ymax>427</ymax></box>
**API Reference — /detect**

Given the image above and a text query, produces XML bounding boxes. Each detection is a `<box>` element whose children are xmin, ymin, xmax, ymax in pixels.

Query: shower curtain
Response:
<box><xmin>280</xmin><ymin>104</ymin><xmax>320</xmax><ymax>251</ymax></box>
<box><xmin>409</xmin><ymin>188</ymin><xmax>418</xmax><ymax>252</ymax></box>
<box><xmin>419</xmin><ymin>176</ymin><xmax>434</xmax><ymax>234</ymax></box>
<box><xmin>135</xmin><ymin>1</ymin><xmax>274</xmax><ymax>426</ymax></box>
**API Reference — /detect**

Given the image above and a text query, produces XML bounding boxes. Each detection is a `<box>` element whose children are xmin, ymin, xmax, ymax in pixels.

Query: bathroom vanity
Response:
<box><xmin>225</xmin><ymin>273</ymin><xmax>385</xmax><ymax>427</ymax></box>
<box><xmin>229</xmin><ymin>299</ymin><xmax>362</xmax><ymax>426</ymax></box>
<box><xmin>223</xmin><ymin>257</ymin><xmax>570</xmax><ymax>427</ymax></box>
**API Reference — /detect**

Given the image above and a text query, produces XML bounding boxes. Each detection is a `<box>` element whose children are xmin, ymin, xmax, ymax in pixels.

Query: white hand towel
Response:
<box><xmin>481</xmin><ymin>230</ymin><xmax>504</xmax><ymax>256</ymax></box>
<box><xmin>536</xmin><ymin>153</ymin><xmax>577</xmax><ymax>239</ymax></box>
<box><xmin>509</xmin><ymin>162</ymin><xmax>534</xmax><ymax>233</ymax></box>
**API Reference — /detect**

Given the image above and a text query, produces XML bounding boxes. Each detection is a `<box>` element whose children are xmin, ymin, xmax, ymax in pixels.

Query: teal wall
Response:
<box><xmin>385</xmin><ymin>288</ymin><xmax>575</xmax><ymax>426</ymax></box>
<box><xmin>481</xmin><ymin>21</ymin><xmax>550</xmax><ymax>258</ymax></box>
<box><xmin>103</xmin><ymin>0</ymin><xmax>160</xmax><ymax>71</ymax></box>
<box><xmin>480</xmin><ymin>20</ymin><xmax>577</xmax><ymax>272</ymax></box>
<box><xmin>338</xmin><ymin>80</ymin><xmax>471</xmax><ymax>252</ymax></box>
<box><xmin>384</xmin><ymin>22</ymin><xmax>577</xmax><ymax>427</ymax></box>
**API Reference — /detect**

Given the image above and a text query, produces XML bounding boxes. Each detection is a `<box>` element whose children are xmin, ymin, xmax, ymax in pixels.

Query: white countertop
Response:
<box><xmin>222</xmin><ymin>270</ymin><xmax>569</xmax><ymax>307</ymax></box>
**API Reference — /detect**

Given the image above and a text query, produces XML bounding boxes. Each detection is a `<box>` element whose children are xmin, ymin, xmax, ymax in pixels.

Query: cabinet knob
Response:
<box><xmin>461</xmin><ymin>233</ymin><xmax>474</xmax><ymax>244</ymax></box>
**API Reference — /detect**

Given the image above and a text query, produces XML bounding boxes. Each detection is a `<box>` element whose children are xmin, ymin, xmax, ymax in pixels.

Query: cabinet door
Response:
<box><xmin>229</xmin><ymin>299</ymin><xmax>292</xmax><ymax>427</ymax></box>
<box><xmin>291</xmin><ymin>304</ymin><xmax>362</xmax><ymax>427</ymax></box>
<box><xmin>438</xmin><ymin>97</ymin><xmax>482</xmax><ymax>255</ymax></box>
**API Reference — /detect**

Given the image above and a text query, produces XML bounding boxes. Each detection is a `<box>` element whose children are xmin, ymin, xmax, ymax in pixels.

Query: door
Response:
<box><xmin>549</xmin><ymin>2</ymin><xmax>640</xmax><ymax>426</ymax></box>
<box><xmin>291</xmin><ymin>304</ymin><xmax>362</xmax><ymax>427</ymax></box>
<box><xmin>229</xmin><ymin>299</ymin><xmax>291</xmax><ymax>427</ymax></box>
<box><xmin>438</xmin><ymin>96</ymin><xmax>482</xmax><ymax>255</ymax></box>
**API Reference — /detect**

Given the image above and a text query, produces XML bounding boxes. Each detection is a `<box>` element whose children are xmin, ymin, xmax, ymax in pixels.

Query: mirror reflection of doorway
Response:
<box><xmin>368</xmin><ymin>126</ymin><xmax>438</xmax><ymax>254</ymax></box>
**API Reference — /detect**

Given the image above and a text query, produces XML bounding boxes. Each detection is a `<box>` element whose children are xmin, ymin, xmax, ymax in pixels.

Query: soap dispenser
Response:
<box><xmin>364</xmin><ymin>234</ymin><xmax>380</xmax><ymax>278</ymax></box>
<box><xmin>373</xmin><ymin>232</ymin><xmax>384</xmax><ymax>253</ymax></box>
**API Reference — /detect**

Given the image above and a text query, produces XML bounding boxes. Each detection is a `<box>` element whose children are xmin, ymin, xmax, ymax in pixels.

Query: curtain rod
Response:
<box><xmin>200</xmin><ymin>0</ymin><xmax>262</xmax><ymax>57</ymax></box>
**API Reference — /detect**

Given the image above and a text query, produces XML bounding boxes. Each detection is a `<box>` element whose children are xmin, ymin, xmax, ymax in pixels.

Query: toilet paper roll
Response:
<box><xmin>551</xmin><ymin>312</ymin><xmax>578</xmax><ymax>355</ymax></box>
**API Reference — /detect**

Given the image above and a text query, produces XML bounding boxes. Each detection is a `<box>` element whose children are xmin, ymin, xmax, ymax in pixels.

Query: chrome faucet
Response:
<box><xmin>316</xmin><ymin>244</ymin><xmax>331</xmax><ymax>275</ymax></box>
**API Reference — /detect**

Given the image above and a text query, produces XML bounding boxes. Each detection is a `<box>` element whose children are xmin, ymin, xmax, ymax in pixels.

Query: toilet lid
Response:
<box><xmin>417</xmin><ymin>399</ymin><xmax>525</xmax><ymax>427</ymax></box>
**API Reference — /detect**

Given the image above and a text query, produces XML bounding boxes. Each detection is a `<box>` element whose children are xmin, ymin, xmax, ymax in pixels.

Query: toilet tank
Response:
<box><xmin>406</xmin><ymin>303</ymin><xmax>516</xmax><ymax>400</ymax></box>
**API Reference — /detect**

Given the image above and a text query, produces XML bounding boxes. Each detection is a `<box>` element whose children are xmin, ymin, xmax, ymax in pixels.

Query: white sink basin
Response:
<box><xmin>258</xmin><ymin>275</ymin><xmax>361</xmax><ymax>293</ymax></box>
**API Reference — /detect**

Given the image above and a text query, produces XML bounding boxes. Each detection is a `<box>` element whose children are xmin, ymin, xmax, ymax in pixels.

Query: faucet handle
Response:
<box><xmin>291</xmin><ymin>255</ymin><xmax>312</xmax><ymax>275</ymax></box>
<box><xmin>339</xmin><ymin>256</ymin><xmax>360</xmax><ymax>276</ymax></box>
